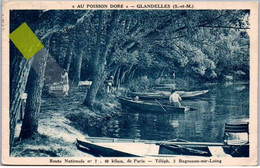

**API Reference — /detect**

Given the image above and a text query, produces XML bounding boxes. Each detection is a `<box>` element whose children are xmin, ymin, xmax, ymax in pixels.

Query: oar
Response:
<box><xmin>167</xmin><ymin>138</ymin><xmax>188</xmax><ymax>142</ymax></box>
<box><xmin>160</xmin><ymin>144</ymin><xmax>209</xmax><ymax>155</ymax></box>
<box><xmin>155</xmin><ymin>99</ymin><xmax>167</xmax><ymax>113</ymax></box>
<box><xmin>183</xmin><ymin>106</ymin><xmax>197</xmax><ymax>111</ymax></box>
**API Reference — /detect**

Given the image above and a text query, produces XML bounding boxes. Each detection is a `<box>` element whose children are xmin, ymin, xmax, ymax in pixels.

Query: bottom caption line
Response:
<box><xmin>49</xmin><ymin>158</ymin><xmax>222</xmax><ymax>165</ymax></box>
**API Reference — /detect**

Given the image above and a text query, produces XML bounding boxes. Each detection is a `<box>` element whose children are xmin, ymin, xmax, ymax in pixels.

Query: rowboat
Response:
<box><xmin>155</xmin><ymin>84</ymin><xmax>176</xmax><ymax>88</ymax></box>
<box><xmin>153</xmin><ymin>83</ymin><xmax>176</xmax><ymax>90</ymax></box>
<box><xmin>127</xmin><ymin>90</ymin><xmax>209</xmax><ymax>100</ymax></box>
<box><xmin>117</xmin><ymin>96</ymin><xmax>195</xmax><ymax>113</ymax></box>
<box><xmin>76</xmin><ymin>136</ymin><xmax>249</xmax><ymax>157</ymax></box>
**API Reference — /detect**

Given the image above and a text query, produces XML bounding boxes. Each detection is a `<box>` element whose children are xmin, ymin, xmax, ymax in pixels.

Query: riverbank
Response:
<box><xmin>11</xmin><ymin>81</ymin><xmax>249</xmax><ymax>156</ymax></box>
<box><xmin>12</xmin><ymin>89</ymin><xmax>122</xmax><ymax>157</ymax></box>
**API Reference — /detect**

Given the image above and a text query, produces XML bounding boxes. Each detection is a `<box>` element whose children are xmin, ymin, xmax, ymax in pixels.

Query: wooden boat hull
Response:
<box><xmin>128</xmin><ymin>90</ymin><xmax>209</xmax><ymax>100</ymax></box>
<box><xmin>117</xmin><ymin>96</ymin><xmax>189</xmax><ymax>113</ymax></box>
<box><xmin>76</xmin><ymin>138</ymin><xmax>213</xmax><ymax>157</ymax></box>
<box><xmin>77</xmin><ymin>138</ymin><xmax>139</xmax><ymax>157</ymax></box>
<box><xmin>76</xmin><ymin>137</ymin><xmax>248</xmax><ymax>157</ymax></box>
<box><xmin>153</xmin><ymin>84</ymin><xmax>176</xmax><ymax>90</ymax></box>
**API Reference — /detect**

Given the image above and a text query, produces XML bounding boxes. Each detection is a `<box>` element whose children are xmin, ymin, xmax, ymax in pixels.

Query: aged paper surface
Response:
<box><xmin>2</xmin><ymin>1</ymin><xmax>258</xmax><ymax>166</ymax></box>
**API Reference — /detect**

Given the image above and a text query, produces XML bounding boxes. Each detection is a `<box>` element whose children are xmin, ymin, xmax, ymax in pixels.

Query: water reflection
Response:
<box><xmin>86</xmin><ymin>84</ymin><xmax>249</xmax><ymax>143</ymax></box>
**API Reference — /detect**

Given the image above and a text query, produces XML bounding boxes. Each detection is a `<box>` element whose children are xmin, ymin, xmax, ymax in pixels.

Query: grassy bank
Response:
<box><xmin>65</xmin><ymin>93</ymin><xmax>122</xmax><ymax>134</ymax></box>
<box><xmin>12</xmin><ymin>89</ymin><xmax>122</xmax><ymax>157</ymax></box>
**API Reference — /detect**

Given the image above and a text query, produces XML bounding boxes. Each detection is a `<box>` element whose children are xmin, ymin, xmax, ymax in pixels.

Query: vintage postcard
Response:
<box><xmin>1</xmin><ymin>1</ymin><xmax>258</xmax><ymax>166</ymax></box>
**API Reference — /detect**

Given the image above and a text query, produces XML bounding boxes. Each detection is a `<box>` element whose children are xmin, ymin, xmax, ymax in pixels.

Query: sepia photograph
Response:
<box><xmin>2</xmin><ymin>1</ymin><xmax>258</xmax><ymax>166</ymax></box>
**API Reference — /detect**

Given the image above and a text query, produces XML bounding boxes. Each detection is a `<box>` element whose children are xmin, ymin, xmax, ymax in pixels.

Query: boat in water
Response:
<box><xmin>127</xmin><ymin>90</ymin><xmax>209</xmax><ymax>100</ymax></box>
<box><xmin>76</xmin><ymin>133</ymin><xmax>249</xmax><ymax>157</ymax></box>
<box><xmin>117</xmin><ymin>96</ymin><xmax>195</xmax><ymax>113</ymax></box>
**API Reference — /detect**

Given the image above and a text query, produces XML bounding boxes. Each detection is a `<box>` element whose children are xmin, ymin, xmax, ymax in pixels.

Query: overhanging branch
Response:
<box><xmin>199</xmin><ymin>25</ymin><xmax>250</xmax><ymax>30</ymax></box>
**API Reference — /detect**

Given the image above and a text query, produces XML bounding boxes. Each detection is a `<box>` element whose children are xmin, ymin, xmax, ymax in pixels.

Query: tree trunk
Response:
<box><xmin>115</xmin><ymin>66</ymin><xmax>121</xmax><ymax>88</ymax></box>
<box><xmin>128</xmin><ymin>66</ymin><xmax>138</xmax><ymax>81</ymax></box>
<box><xmin>66</xmin><ymin>48</ymin><xmax>73</xmax><ymax>72</ymax></box>
<box><xmin>83</xmin><ymin>68</ymin><xmax>105</xmax><ymax>107</ymax></box>
<box><xmin>121</xmin><ymin>64</ymin><xmax>134</xmax><ymax>83</ymax></box>
<box><xmin>19</xmin><ymin>46</ymin><xmax>49</xmax><ymax>139</ymax></box>
<box><xmin>73</xmin><ymin>51</ymin><xmax>83</xmax><ymax>86</ymax></box>
<box><xmin>157</xmin><ymin>67</ymin><xmax>166</xmax><ymax>79</ymax></box>
<box><xmin>110</xmin><ymin>65</ymin><xmax>120</xmax><ymax>78</ymax></box>
<box><xmin>83</xmin><ymin>11</ymin><xmax>118</xmax><ymax>107</ymax></box>
<box><xmin>9</xmin><ymin>44</ymin><xmax>32</xmax><ymax>153</ymax></box>
<box><xmin>120</xmin><ymin>69</ymin><xmax>127</xmax><ymax>84</ymax></box>
<box><xmin>83</xmin><ymin>11</ymin><xmax>103</xmax><ymax>107</ymax></box>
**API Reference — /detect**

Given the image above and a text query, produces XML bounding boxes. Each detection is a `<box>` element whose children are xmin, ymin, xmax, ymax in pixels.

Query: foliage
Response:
<box><xmin>12</xmin><ymin>10</ymin><xmax>250</xmax><ymax>84</ymax></box>
<box><xmin>128</xmin><ymin>76</ymin><xmax>155</xmax><ymax>92</ymax></box>
<box><xmin>9</xmin><ymin>9</ymin><xmax>250</xmax><ymax>156</ymax></box>
<box><xmin>65</xmin><ymin>94</ymin><xmax>122</xmax><ymax>132</ymax></box>
<box><xmin>17</xmin><ymin>10</ymin><xmax>248</xmax><ymax>86</ymax></box>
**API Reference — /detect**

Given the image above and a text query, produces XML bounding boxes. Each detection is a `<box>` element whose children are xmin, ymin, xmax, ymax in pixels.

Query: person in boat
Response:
<box><xmin>133</xmin><ymin>96</ymin><xmax>139</xmax><ymax>101</ymax></box>
<box><xmin>169</xmin><ymin>89</ymin><xmax>182</xmax><ymax>107</ymax></box>
<box><xmin>105</xmin><ymin>76</ymin><xmax>114</xmax><ymax>93</ymax></box>
<box><xmin>61</xmin><ymin>69</ymin><xmax>69</xmax><ymax>96</ymax></box>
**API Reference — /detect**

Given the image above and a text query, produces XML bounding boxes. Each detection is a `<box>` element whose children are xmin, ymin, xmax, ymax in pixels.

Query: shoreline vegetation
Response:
<box><xmin>11</xmin><ymin>79</ymin><xmax>248</xmax><ymax>157</ymax></box>
<box><xmin>12</xmin><ymin>89</ymin><xmax>122</xmax><ymax>157</ymax></box>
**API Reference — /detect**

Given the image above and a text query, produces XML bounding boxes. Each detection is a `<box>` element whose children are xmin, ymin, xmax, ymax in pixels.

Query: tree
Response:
<box><xmin>9</xmin><ymin>10</ymin><xmax>43</xmax><ymax>153</ymax></box>
<box><xmin>10</xmin><ymin>10</ymin><xmax>87</xmax><ymax>150</ymax></box>
<box><xmin>19</xmin><ymin>47</ymin><xmax>49</xmax><ymax>139</ymax></box>
<box><xmin>19</xmin><ymin>11</ymin><xmax>88</xmax><ymax>139</ymax></box>
<box><xmin>83</xmin><ymin>10</ymin><xmax>118</xmax><ymax>107</ymax></box>
<box><xmin>73</xmin><ymin>49</ymin><xmax>83</xmax><ymax>86</ymax></box>
<box><xmin>9</xmin><ymin>43</ymin><xmax>33</xmax><ymax>153</ymax></box>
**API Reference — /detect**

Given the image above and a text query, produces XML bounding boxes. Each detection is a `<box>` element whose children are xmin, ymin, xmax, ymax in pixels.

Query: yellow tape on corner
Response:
<box><xmin>9</xmin><ymin>22</ymin><xmax>44</xmax><ymax>60</ymax></box>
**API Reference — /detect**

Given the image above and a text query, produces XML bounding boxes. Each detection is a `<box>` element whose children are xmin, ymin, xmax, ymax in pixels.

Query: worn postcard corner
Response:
<box><xmin>1</xmin><ymin>0</ymin><xmax>258</xmax><ymax>166</ymax></box>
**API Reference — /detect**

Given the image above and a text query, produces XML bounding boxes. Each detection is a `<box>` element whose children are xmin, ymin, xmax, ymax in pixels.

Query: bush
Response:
<box><xmin>127</xmin><ymin>76</ymin><xmax>155</xmax><ymax>92</ymax></box>
<box><xmin>65</xmin><ymin>96</ymin><xmax>122</xmax><ymax>134</ymax></box>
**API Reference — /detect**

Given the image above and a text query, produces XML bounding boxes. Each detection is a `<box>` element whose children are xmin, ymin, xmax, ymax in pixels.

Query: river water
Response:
<box><xmin>87</xmin><ymin>83</ymin><xmax>249</xmax><ymax>143</ymax></box>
